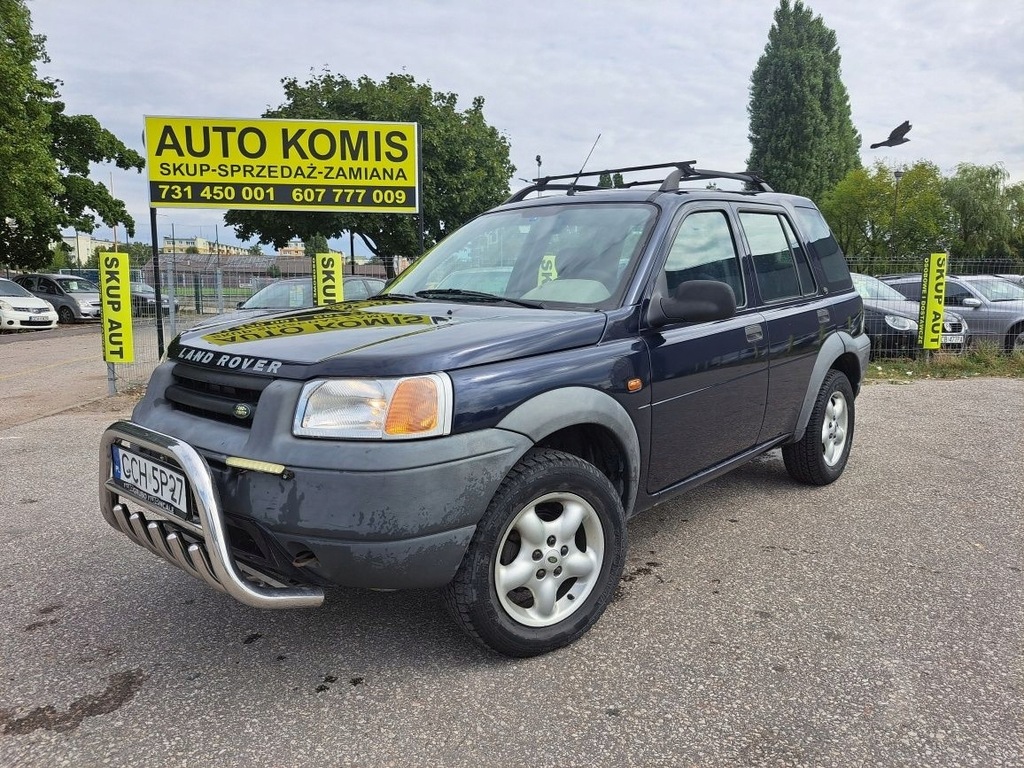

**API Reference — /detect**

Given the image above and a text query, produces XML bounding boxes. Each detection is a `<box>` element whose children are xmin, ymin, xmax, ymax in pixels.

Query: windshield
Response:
<box><xmin>967</xmin><ymin>277</ymin><xmax>1024</xmax><ymax>302</ymax></box>
<box><xmin>242</xmin><ymin>280</ymin><xmax>312</xmax><ymax>309</ymax></box>
<box><xmin>852</xmin><ymin>273</ymin><xmax>908</xmax><ymax>301</ymax></box>
<box><xmin>0</xmin><ymin>280</ymin><xmax>34</xmax><ymax>298</ymax></box>
<box><xmin>383</xmin><ymin>202</ymin><xmax>656</xmax><ymax>309</ymax></box>
<box><xmin>56</xmin><ymin>278</ymin><xmax>99</xmax><ymax>293</ymax></box>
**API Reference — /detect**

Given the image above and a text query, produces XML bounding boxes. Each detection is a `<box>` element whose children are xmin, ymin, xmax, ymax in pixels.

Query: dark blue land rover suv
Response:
<box><xmin>100</xmin><ymin>162</ymin><xmax>870</xmax><ymax>656</ymax></box>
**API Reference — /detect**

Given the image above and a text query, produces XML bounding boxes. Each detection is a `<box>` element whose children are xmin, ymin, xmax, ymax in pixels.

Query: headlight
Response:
<box><xmin>884</xmin><ymin>314</ymin><xmax>916</xmax><ymax>332</ymax></box>
<box><xmin>77</xmin><ymin>300</ymin><xmax>91</xmax><ymax>309</ymax></box>
<box><xmin>293</xmin><ymin>373</ymin><xmax>453</xmax><ymax>439</ymax></box>
<box><xmin>0</xmin><ymin>300</ymin><xmax>11</xmax><ymax>311</ymax></box>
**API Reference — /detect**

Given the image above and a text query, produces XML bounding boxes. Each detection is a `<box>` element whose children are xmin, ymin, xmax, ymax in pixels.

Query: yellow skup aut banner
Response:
<box><xmin>99</xmin><ymin>251</ymin><xmax>134</xmax><ymax>363</ymax></box>
<box><xmin>313</xmin><ymin>253</ymin><xmax>344</xmax><ymax>305</ymax></box>
<box><xmin>144</xmin><ymin>116</ymin><xmax>419</xmax><ymax>213</ymax></box>
<box><xmin>917</xmin><ymin>252</ymin><xmax>948</xmax><ymax>350</ymax></box>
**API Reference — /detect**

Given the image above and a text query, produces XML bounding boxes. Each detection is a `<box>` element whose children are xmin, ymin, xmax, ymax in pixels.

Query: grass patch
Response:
<box><xmin>865</xmin><ymin>342</ymin><xmax>1024</xmax><ymax>383</ymax></box>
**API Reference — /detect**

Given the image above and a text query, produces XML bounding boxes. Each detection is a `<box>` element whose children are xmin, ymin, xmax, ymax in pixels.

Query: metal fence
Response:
<box><xmin>849</xmin><ymin>260</ymin><xmax>1024</xmax><ymax>360</ymax></box>
<box><xmin>50</xmin><ymin>255</ymin><xmax>1024</xmax><ymax>392</ymax></box>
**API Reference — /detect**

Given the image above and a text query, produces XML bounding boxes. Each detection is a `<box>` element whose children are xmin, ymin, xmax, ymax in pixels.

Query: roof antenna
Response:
<box><xmin>567</xmin><ymin>133</ymin><xmax>601</xmax><ymax>195</ymax></box>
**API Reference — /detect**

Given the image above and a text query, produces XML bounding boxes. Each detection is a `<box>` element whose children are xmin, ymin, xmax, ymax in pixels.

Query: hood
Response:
<box><xmin>860</xmin><ymin>296</ymin><xmax>923</xmax><ymax>319</ymax></box>
<box><xmin>170</xmin><ymin>298</ymin><xmax>608</xmax><ymax>379</ymax></box>
<box><xmin>1</xmin><ymin>294</ymin><xmax>54</xmax><ymax>311</ymax></box>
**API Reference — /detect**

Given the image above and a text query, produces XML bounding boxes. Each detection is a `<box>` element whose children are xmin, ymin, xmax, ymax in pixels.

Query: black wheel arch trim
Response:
<box><xmin>495</xmin><ymin>386</ymin><xmax>641</xmax><ymax>517</ymax></box>
<box><xmin>791</xmin><ymin>331</ymin><xmax>869</xmax><ymax>443</ymax></box>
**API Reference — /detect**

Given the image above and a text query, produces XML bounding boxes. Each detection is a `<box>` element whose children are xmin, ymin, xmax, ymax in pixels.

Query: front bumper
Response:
<box><xmin>1</xmin><ymin>309</ymin><xmax>58</xmax><ymax>330</ymax></box>
<box><xmin>100</xmin><ymin>409</ymin><xmax>530</xmax><ymax>606</ymax></box>
<box><xmin>100</xmin><ymin>420</ymin><xmax>324</xmax><ymax>608</ymax></box>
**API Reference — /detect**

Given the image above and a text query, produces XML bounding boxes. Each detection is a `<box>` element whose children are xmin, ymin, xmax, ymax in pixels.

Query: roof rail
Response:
<box><xmin>504</xmin><ymin>161</ymin><xmax>774</xmax><ymax>204</ymax></box>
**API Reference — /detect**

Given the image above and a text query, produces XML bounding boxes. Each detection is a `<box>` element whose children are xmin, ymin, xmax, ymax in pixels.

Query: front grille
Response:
<box><xmin>166</xmin><ymin>362</ymin><xmax>271</xmax><ymax>426</ymax></box>
<box><xmin>943</xmin><ymin>318</ymin><xmax>964</xmax><ymax>333</ymax></box>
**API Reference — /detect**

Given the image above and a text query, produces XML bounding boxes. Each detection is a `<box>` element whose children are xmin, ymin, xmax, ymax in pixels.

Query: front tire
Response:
<box><xmin>443</xmin><ymin>448</ymin><xmax>626</xmax><ymax>657</ymax></box>
<box><xmin>57</xmin><ymin>306</ymin><xmax>75</xmax><ymax>324</ymax></box>
<box><xmin>783</xmin><ymin>370</ymin><xmax>855</xmax><ymax>485</ymax></box>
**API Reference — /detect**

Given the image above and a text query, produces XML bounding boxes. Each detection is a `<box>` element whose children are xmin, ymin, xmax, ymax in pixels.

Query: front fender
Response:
<box><xmin>496</xmin><ymin>386</ymin><xmax>642</xmax><ymax>516</ymax></box>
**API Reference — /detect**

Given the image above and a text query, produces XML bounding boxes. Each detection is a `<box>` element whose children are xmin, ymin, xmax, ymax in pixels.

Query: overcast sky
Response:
<box><xmin>29</xmin><ymin>0</ymin><xmax>1024</xmax><ymax>252</ymax></box>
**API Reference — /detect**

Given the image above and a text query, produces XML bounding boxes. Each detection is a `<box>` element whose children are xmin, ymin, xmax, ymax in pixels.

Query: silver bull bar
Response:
<box><xmin>100</xmin><ymin>420</ymin><xmax>324</xmax><ymax>609</ymax></box>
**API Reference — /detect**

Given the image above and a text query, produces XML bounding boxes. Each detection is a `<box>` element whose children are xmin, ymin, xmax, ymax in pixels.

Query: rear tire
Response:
<box><xmin>443</xmin><ymin>448</ymin><xmax>626</xmax><ymax>657</ymax></box>
<box><xmin>783</xmin><ymin>370</ymin><xmax>855</xmax><ymax>485</ymax></box>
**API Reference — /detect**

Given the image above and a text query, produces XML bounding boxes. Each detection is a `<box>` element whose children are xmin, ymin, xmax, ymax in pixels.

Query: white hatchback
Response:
<box><xmin>0</xmin><ymin>277</ymin><xmax>59</xmax><ymax>331</ymax></box>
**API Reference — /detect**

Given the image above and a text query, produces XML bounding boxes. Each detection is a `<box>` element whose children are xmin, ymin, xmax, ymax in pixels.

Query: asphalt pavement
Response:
<box><xmin>0</xmin><ymin>346</ymin><xmax>1021</xmax><ymax>766</ymax></box>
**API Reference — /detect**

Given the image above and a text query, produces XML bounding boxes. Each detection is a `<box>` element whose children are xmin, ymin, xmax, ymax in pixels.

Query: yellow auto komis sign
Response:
<box><xmin>145</xmin><ymin>116</ymin><xmax>419</xmax><ymax>213</ymax></box>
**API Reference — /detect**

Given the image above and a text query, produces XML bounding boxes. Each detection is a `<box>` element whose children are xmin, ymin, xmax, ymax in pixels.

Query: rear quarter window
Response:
<box><xmin>793</xmin><ymin>205</ymin><xmax>853</xmax><ymax>294</ymax></box>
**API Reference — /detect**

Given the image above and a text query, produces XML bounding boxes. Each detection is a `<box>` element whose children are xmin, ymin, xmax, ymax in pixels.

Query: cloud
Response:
<box><xmin>28</xmin><ymin>0</ymin><xmax>1024</xmax><ymax>248</ymax></box>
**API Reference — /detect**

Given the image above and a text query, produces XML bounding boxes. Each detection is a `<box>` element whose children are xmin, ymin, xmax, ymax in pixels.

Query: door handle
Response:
<box><xmin>745</xmin><ymin>324</ymin><xmax>763</xmax><ymax>343</ymax></box>
<box><xmin>817</xmin><ymin>308</ymin><xmax>831</xmax><ymax>324</ymax></box>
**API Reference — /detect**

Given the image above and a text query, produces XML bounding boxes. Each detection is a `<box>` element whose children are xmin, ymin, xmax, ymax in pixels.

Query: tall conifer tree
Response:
<box><xmin>747</xmin><ymin>0</ymin><xmax>861</xmax><ymax>202</ymax></box>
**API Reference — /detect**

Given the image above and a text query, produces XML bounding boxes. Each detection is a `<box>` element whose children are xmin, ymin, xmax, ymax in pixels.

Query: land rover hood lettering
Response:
<box><xmin>200</xmin><ymin>310</ymin><xmax>443</xmax><ymax>346</ymax></box>
<box><xmin>176</xmin><ymin>346</ymin><xmax>284</xmax><ymax>373</ymax></box>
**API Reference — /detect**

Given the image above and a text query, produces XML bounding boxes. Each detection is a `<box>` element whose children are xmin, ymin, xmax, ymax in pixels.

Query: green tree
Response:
<box><xmin>942</xmin><ymin>163</ymin><xmax>1012</xmax><ymax>271</ymax></box>
<box><xmin>46</xmin><ymin>243</ymin><xmax>73</xmax><ymax>272</ymax></box>
<box><xmin>747</xmin><ymin>0</ymin><xmax>861</xmax><ymax>201</ymax></box>
<box><xmin>821</xmin><ymin>161</ymin><xmax>949</xmax><ymax>274</ymax></box>
<box><xmin>598</xmin><ymin>172</ymin><xmax>612</xmax><ymax>188</ymax></box>
<box><xmin>125</xmin><ymin>241</ymin><xmax>152</xmax><ymax>268</ymax></box>
<box><xmin>1005</xmin><ymin>182</ymin><xmax>1024</xmax><ymax>269</ymax></box>
<box><xmin>303</xmin><ymin>233</ymin><xmax>330</xmax><ymax>258</ymax></box>
<box><xmin>225</xmin><ymin>71</ymin><xmax>514</xmax><ymax>278</ymax></box>
<box><xmin>0</xmin><ymin>0</ymin><xmax>144</xmax><ymax>271</ymax></box>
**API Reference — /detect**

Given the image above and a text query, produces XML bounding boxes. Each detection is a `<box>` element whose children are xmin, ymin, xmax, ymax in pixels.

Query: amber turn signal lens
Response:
<box><xmin>384</xmin><ymin>377</ymin><xmax>439</xmax><ymax>435</ymax></box>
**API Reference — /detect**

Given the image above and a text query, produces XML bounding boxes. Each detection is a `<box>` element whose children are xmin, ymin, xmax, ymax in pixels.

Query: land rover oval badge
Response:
<box><xmin>233</xmin><ymin>403</ymin><xmax>252</xmax><ymax>420</ymax></box>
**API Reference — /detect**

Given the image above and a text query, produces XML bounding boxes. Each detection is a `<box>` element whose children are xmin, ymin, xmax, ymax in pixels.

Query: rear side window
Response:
<box><xmin>739</xmin><ymin>211</ymin><xmax>815</xmax><ymax>302</ymax></box>
<box><xmin>889</xmin><ymin>280</ymin><xmax>921</xmax><ymax>301</ymax></box>
<box><xmin>792</xmin><ymin>205</ymin><xmax>854</xmax><ymax>293</ymax></box>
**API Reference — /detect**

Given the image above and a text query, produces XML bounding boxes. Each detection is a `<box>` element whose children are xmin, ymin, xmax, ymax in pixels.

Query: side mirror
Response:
<box><xmin>648</xmin><ymin>279</ymin><xmax>737</xmax><ymax>328</ymax></box>
<box><xmin>236</xmin><ymin>301</ymin><xmax>246</xmax><ymax>309</ymax></box>
<box><xmin>961</xmin><ymin>297</ymin><xmax>982</xmax><ymax>308</ymax></box>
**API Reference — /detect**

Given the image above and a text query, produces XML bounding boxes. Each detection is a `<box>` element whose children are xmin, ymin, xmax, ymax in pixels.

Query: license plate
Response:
<box><xmin>941</xmin><ymin>334</ymin><xmax>964</xmax><ymax>345</ymax></box>
<box><xmin>111</xmin><ymin>445</ymin><xmax>189</xmax><ymax>519</ymax></box>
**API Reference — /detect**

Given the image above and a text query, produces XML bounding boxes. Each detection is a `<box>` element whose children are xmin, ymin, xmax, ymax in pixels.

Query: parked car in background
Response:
<box><xmin>0</xmin><ymin>277</ymin><xmax>59</xmax><ymax>331</ymax></box>
<box><xmin>997</xmin><ymin>273</ymin><xmax>1024</xmax><ymax>287</ymax></box>
<box><xmin>881</xmin><ymin>274</ymin><xmax>1024</xmax><ymax>353</ymax></box>
<box><xmin>194</xmin><ymin>276</ymin><xmax>386</xmax><ymax>329</ymax></box>
<box><xmin>14</xmin><ymin>273</ymin><xmax>102</xmax><ymax>324</ymax></box>
<box><xmin>131</xmin><ymin>282</ymin><xmax>180</xmax><ymax>316</ymax></box>
<box><xmin>851</xmin><ymin>273</ymin><xmax>967</xmax><ymax>357</ymax></box>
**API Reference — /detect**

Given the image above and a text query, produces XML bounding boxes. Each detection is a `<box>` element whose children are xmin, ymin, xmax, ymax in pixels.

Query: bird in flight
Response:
<box><xmin>870</xmin><ymin>121</ymin><xmax>912</xmax><ymax>149</ymax></box>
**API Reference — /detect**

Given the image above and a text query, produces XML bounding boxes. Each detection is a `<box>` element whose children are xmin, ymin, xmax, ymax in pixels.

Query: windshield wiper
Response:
<box><xmin>414</xmin><ymin>289</ymin><xmax>543</xmax><ymax>308</ymax></box>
